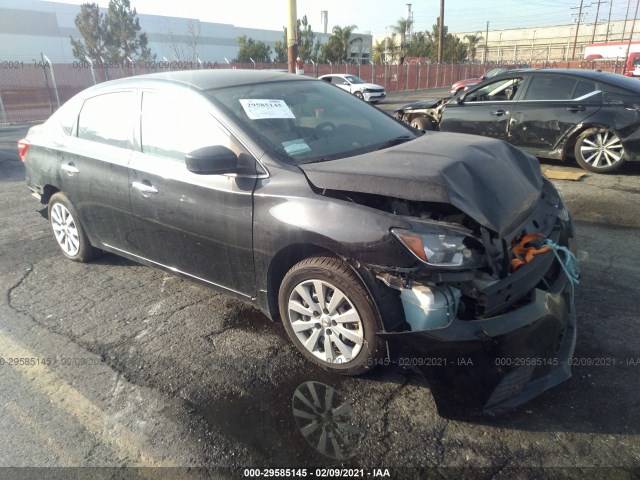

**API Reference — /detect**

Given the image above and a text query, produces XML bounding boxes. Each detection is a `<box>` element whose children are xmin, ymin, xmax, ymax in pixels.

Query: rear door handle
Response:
<box><xmin>131</xmin><ymin>181</ymin><xmax>159</xmax><ymax>194</ymax></box>
<box><xmin>491</xmin><ymin>110</ymin><xmax>507</xmax><ymax>116</ymax></box>
<box><xmin>566</xmin><ymin>105</ymin><xmax>586</xmax><ymax>112</ymax></box>
<box><xmin>61</xmin><ymin>163</ymin><xmax>79</xmax><ymax>175</ymax></box>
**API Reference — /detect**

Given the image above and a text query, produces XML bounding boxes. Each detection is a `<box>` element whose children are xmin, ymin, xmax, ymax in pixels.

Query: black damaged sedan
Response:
<box><xmin>20</xmin><ymin>70</ymin><xmax>577</xmax><ymax>415</ymax></box>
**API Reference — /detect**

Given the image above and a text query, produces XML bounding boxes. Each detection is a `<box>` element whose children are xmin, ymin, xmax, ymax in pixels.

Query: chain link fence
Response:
<box><xmin>0</xmin><ymin>57</ymin><xmax>623</xmax><ymax>125</ymax></box>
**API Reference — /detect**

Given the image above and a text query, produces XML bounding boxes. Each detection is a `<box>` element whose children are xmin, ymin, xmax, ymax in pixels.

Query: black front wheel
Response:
<box><xmin>278</xmin><ymin>256</ymin><xmax>385</xmax><ymax>376</ymax></box>
<box><xmin>410</xmin><ymin>116</ymin><xmax>435</xmax><ymax>131</ymax></box>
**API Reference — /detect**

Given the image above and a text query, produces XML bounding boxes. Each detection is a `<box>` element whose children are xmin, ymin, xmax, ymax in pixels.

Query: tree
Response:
<box><xmin>167</xmin><ymin>20</ymin><xmax>200</xmax><ymax>61</ymax></box>
<box><xmin>320</xmin><ymin>24</ymin><xmax>358</xmax><ymax>63</ymax></box>
<box><xmin>70</xmin><ymin>3</ymin><xmax>107</xmax><ymax>61</ymax></box>
<box><xmin>390</xmin><ymin>18</ymin><xmax>413</xmax><ymax>59</ymax></box>
<box><xmin>234</xmin><ymin>35</ymin><xmax>272</xmax><ymax>63</ymax></box>
<box><xmin>273</xmin><ymin>40</ymin><xmax>287</xmax><ymax>63</ymax></box>
<box><xmin>425</xmin><ymin>18</ymin><xmax>467</xmax><ymax>62</ymax></box>
<box><xmin>279</xmin><ymin>16</ymin><xmax>321</xmax><ymax>62</ymax></box>
<box><xmin>463</xmin><ymin>33</ymin><xmax>484</xmax><ymax>62</ymax></box>
<box><xmin>372</xmin><ymin>39</ymin><xmax>387</xmax><ymax>65</ymax></box>
<box><xmin>70</xmin><ymin>0</ymin><xmax>153</xmax><ymax>62</ymax></box>
<box><xmin>104</xmin><ymin>0</ymin><xmax>152</xmax><ymax>61</ymax></box>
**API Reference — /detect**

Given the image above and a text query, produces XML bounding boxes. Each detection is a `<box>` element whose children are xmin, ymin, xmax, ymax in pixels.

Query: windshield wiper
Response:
<box><xmin>376</xmin><ymin>135</ymin><xmax>413</xmax><ymax>150</ymax></box>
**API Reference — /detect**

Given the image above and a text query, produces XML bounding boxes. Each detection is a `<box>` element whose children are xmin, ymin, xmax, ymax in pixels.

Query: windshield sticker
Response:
<box><xmin>282</xmin><ymin>139</ymin><xmax>311</xmax><ymax>155</ymax></box>
<box><xmin>239</xmin><ymin>99</ymin><xmax>295</xmax><ymax>119</ymax></box>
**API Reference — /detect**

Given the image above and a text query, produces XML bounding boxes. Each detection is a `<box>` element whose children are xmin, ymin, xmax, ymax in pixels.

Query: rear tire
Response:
<box><xmin>278</xmin><ymin>256</ymin><xmax>385</xmax><ymax>375</ymax></box>
<box><xmin>48</xmin><ymin>192</ymin><xmax>101</xmax><ymax>262</ymax></box>
<box><xmin>574</xmin><ymin>128</ymin><xmax>626</xmax><ymax>173</ymax></box>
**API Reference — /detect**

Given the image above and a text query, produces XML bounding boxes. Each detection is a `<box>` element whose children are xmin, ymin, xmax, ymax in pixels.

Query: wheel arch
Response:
<box><xmin>560</xmin><ymin>122</ymin><xmax>624</xmax><ymax>160</ymax></box>
<box><xmin>41</xmin><ymin>184</ymin><xmax>61</xmax><ymax>205</ymax></box>
<box><xmin>265</xmin><ymin>243</ymin><xmax>406</xmax><ymax>333</ymax></box>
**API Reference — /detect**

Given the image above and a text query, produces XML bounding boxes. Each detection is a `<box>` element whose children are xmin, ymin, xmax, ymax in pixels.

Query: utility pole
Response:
<box><xmin>437</xmin><ymin>0</ymin><xmax>444</xmax><ymax>63</ymax></box>
<box><xmin>605</xmin><ymin>0</ymin><xmax>613</xmax><ymax>41</ymax></box>
<box><xmin>623</xmin><ymin>0</ymin><xmax>640</xmax><ymax>74</ymax></box>
<box><xmin>287</xmin><ymin>0</ymin><xmax>298</xmax><ymax>73</ymax></box>
<box><xmin>571</xmin><ymin>0</ymin><xmax>585</xmax><ymax>59</ymax></box>
<box><xmin>591</xmin><ymin>0</ymin><xmax>603</xmax><ymax>43</ymax></box>
<box><xmin>484</xmin><ymin>21</ymin><xmax>489</xmax><ymax>63</ymax></box>
<box><xmin>622</xmin><ymin>0</ymin><xmax>632</xmax><ymax>41</ymax></box>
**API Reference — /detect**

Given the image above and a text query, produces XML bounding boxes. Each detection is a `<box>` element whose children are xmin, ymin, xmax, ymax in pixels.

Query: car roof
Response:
<box><xmin>80</xmin><ymin>69</ymin><xmax>313</xmax><ymax>94</ymax></box>
<box><xmin>490</xmin><ymin>68</ymin><xmax>640</xmax><ymax>91</ymax></box>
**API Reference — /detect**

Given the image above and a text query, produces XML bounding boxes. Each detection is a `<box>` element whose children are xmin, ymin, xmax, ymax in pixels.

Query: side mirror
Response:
<box><xmin>185</xmin><ymin>145</ymin><xmax>238</xmax><ymax>175</ymax></box>
<box><xmin>456</xmin><ymin>95</ymin><xmax>465</xmax><ymax>105</ymax></box>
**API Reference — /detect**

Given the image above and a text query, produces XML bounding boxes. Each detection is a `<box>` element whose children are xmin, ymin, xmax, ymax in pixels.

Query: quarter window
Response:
<box><xmin>523</xmin><ymin>76</ymin><xmax>578</xmax><ymax>100</ymax></box>
<box><xmin>77</xmin><ymin>92</ymin><xmax>135</xmax><ymax>148</ymax></box>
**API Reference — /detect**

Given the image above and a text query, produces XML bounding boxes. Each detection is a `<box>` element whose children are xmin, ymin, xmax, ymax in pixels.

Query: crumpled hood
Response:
<box><xmin>358</xmin><ymin>83</ymin><xmax>385</xmax><ymax>90</ymax></box>
<box><xmin>299</xmin><ymin>132</ymin><xmax>544</xmax><ymax>237</ymax></box>
<box><xmin>396</xmin><ymin>98</ymin><xmax>444</xmax><ymax>111</ymax></box>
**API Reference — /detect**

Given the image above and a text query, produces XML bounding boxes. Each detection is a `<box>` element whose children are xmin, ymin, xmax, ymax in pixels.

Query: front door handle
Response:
<box><xmin>61</xmin><ymin>163</ymin><xmax>79</xmax><ymax>175</ymax></box>
<box><xmin>566</xmin><ymin>105</ymin><xmax>586</xmax><ymax>112</ymax></box>
<box><xmin>131</xmin><ymin>181</ymin><xmax>159</xmax><ymax>194</ymax></box>
<box><xmin>491</xmin><ymin>109</ymin><xmax>507</xmax><ymax>116</ymax></box>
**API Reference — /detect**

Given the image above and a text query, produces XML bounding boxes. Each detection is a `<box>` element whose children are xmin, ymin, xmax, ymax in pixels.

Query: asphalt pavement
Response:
<box><xmin>1</xmin><ymin>93</ymin><xmax>639</xmax><ymax>478</ymax></box>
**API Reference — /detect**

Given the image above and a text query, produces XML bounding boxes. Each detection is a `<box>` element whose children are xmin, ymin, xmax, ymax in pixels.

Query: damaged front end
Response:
<box><xmin>372</xmin><ymin>182</ymin><xmax>577</xmax><ymax>417</ymax></box>
<box><xmin>300</xmin><ymin>133</ymin><xmax>578</xmax><ymax>416</ymax></box>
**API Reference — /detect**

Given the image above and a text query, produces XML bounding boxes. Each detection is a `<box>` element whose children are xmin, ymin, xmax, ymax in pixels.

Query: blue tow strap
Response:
<box><xmin>544</xmin><ymin>239</ymin><xmax>580</xmax><ymax>301</ymax></box>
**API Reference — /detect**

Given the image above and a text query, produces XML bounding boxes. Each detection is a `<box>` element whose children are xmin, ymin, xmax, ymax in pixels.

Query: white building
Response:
<box><xmin>0</xmin><ymin>0</ymin><xmax>372</xmax><ymax>64</ymax></box>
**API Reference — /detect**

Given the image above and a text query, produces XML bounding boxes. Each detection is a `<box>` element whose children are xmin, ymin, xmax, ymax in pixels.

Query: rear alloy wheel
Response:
<box><xmin>279</xmin><ymin>256</ymin><xmax>384</xmax><ymax>375</ymax></box>
<box><xmin>48</xmin><ymin>192</ymin><xmax>101</xmax><ymax>262</ymax></box>
<box><xmin>354</xmin><ymin>91</ymin><xmax>364</xmax><ymax>100</ymax></box>
<box><xmin>574</xmin><ymin>128</ymin><xmax>626</xmax><ymax>173</ymax></box>
<box><xmin>410</xmin><ymin>116</ymin><xmax>434</xmax><ymax>131</ymax></box>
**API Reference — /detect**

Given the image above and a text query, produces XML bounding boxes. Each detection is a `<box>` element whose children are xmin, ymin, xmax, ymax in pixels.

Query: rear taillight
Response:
<box><xmin>18</xmin><ymin>139</ymin><xmax>30</xmax><ymax>162</ymax></box>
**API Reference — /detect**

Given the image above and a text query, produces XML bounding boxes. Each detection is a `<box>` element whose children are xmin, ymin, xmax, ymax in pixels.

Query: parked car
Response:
<box><xmin>450</xmin><ymin>65</ymin><xmax>528</xmax><ymax>96</ymax></box>
<box><xmin>440</xmin><ymin>69</ymin><xmax>640</xmax><ymax>173</ymax></box>
<box><xmin>20</xmin><ymin>70</ymin><xmax>577</xmax><ymax>415</ymax></box>
<box><xmin>319</xmin><ymin>73</ymin><xmax>386</xmax><ymax>103</ymax></box>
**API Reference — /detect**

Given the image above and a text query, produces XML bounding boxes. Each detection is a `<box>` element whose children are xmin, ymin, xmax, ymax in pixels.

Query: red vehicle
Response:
<box><xmin>584</xmin><ymin>41</ymin><xmax>640</xmax><ymax>77</ymax></box>
<box><xmin>450</xmin><ymin>65</ymin><xmax>528</xmax><ymax>95</ymax></box>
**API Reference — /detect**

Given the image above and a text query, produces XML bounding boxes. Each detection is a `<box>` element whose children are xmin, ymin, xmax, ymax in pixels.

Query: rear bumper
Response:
<box><xmin>379</xmin><ymin>273</ymin><xmax>576</xmax><ymax>417</ymax></box>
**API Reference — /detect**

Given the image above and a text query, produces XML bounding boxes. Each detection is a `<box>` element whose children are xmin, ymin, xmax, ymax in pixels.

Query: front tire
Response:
<box><xmin>354</xmin><ymin>91</ymin><xmax>364</xmax><ymax>100</ymax></box>
<box><xmin>48</xmin><ymin>192</ymin><xmax>101</xmax><ymax>262</ymax></box>
<box><xmin>278</xmin><ymin>256</ymin><xmax>384</xmax><ymax>375</ymax></box>
<box><xmin>410</xmin><ymin>116</ymin><xmax>435</xmax><ymax>131</ymax></box>
<box><xmin>574</xmin><ymin>128</ymin><xmax>626</xmax><ymax>173</ymax></box>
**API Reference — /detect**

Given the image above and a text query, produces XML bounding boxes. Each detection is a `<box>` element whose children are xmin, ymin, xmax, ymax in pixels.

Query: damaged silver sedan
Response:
<box><xmin>22</xmin><ymin>70</ymin><xmax>578</xmax><ymax>415</ymax></box>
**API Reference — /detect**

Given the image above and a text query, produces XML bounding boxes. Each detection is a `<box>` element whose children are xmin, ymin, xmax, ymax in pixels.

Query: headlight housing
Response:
<box><xmin>392</xmin><ymin>224</ymin><xmax>484</xmax><ymax>269</ymax></box>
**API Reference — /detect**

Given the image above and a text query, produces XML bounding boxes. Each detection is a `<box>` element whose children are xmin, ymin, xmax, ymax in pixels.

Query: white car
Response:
<box><xmin>319</xmin><ymin>74</ymin><xmax>386</xmax><ymax>103</ymax></box>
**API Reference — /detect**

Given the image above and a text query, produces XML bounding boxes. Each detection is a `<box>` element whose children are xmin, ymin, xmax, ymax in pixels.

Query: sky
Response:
<box><xmin>53</xmin><ymin>0</ymin><xmax>638</xmax><ymax>36</ymax></box>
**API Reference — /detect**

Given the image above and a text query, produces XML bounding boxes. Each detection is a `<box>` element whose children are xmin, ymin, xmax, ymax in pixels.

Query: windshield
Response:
<box><xmin>483</xmin><ymin>67</ymin><xmax>507</xmax><ymax>79</ymax></box>
<box><xmin>345</xmin><ymin>75</ymin><xmax>365</xmax><ymax>84</ymax></box>
<box><xmin>208</xmin><ymin>79</ymin><xmax>414</xmax><ymax>165</ymax></box>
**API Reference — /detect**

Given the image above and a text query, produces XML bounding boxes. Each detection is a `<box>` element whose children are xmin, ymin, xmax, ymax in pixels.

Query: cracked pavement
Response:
<box><xmin>1</xmin><ymin>92</ymin><xmax>640</xmax><ymax>476</ymax></box>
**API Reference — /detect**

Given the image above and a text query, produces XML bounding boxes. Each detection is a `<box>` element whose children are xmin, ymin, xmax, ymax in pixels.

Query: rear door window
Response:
<box><xmin>77</xmin><ymin>91</ymin><xmax>135</xmax><ymax>149</ymax></box>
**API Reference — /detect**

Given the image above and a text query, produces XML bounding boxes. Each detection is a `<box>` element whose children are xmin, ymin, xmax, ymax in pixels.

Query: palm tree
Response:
<box><xmin>331</xmin><ymin>24</ymin><xmax>358</xmax><ymax>62</ymax></box>
<box><xmin>463</xmin><ymin>33</ymin><xmax>484</xmax><ymax>62</ymax></box>
<box><xmin>390</xmin><ymin>18</ymin><xmax>414</xmax><ymax>57</ymax></box>
<box><xmin>373</xmin><ymin>39</ymin><xmax>386</xmax><ymax>64</ymax></box>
